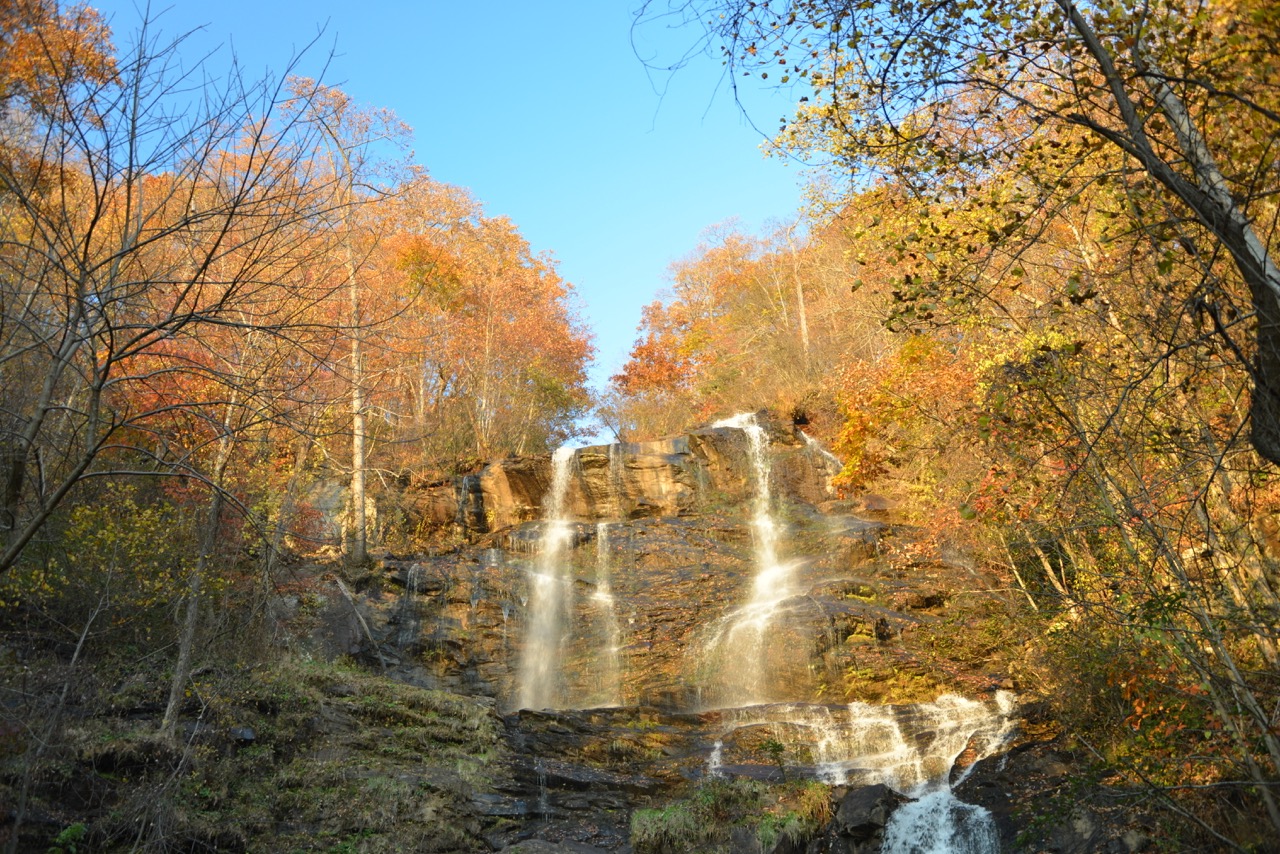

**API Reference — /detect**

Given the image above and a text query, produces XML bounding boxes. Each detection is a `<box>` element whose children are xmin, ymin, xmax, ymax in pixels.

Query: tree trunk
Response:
<box><xmin>160</xmin><ymin>415</ymin><xmax>236</xmax><ymax>742</ymax></box>
<box><xmin>350</xmin><ymin>266</ymin><xmax>367</xmax><ymax>564</ymax></box>
<box><xmin>1059</xmin><ymin>0</ymin><xmax>1280</xmax><ymax>463</ymax></box>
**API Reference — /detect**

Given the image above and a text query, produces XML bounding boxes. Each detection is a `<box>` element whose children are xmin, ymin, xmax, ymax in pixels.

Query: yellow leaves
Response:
<box><xmin>973</xmin><ymin>329</ymin><xmax>1080</xmax><ymax>388</ymax></box>
<box><xmin>833</xmin><ymin>334</ymin><xmax>979</xmax><ymax>497</ymax></box>
<box><xmin>0</xmin><ymin>483</ymin><xmax>196</xmax><ymax>611</ymax></box>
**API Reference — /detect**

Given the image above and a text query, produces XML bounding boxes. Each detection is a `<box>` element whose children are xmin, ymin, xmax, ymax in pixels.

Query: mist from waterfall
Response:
<box><xmin>516</xmin><ymin>446</ymin><xmax>576</xmax><ymax>710</ymax></box>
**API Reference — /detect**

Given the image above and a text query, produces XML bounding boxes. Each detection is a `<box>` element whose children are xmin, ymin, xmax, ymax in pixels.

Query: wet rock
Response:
<box><xmin>474</xmin><ymin>414</ymin><xmax>832</xmax><ymax>535</ymax></box>
<box><xmin>730</xmin><ymin>825</ymin><xmax>766</xmax><ymax>853</ymax></box>
<box><xmin>482</xmin><ymin>456</ymin><xmax>553</xmax><ymax>530</ymax></box>
<box><xmin>833</xmin><ymin>784</ymin><xmax>905</xmax><ymax>838</ymax></box>
<box><xmin>817</xmin><ymin>784</ymin><xmax>905</xmax><ymax>853</ymax></box>
<box><xmin>1047</xmin><ymin>806</ymin><xmax>1104</xmax><ymax>853</ymax></box>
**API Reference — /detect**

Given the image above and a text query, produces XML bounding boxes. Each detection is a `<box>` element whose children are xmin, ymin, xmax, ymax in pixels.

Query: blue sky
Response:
<box><xmin>90</xmin><ymin>2</ymin><xmax>805</xmax><ymax>391</ymax></box>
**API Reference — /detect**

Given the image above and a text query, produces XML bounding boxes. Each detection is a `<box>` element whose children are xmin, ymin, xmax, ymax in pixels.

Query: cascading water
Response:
<box><xmin>703</xmin><ymin>412</ymin><xmax>802</xmax><ymax>705</ymax></box>
<box><xmin>715</xmin><ymin>413</ymin><xmax>781</xmax><ymax>570</ymax></box>
<box><xmin>882</xmin><ymin>790</ymin><xmax>1001</xmax><ymax>854</ymax></box>
<box><xmin>876</xmin><ymin>693</ymin><xmax>1017</xmax><ymax>854</ymax></box>
<box><xmin>801</xmin><ymin>429</ymin><xmax>843</xmax><ymax>491</ymax></box>
<box><xmin>589</xmin><ymin>522</ymin><xmax>624</xmax><ymax>707</ymax></box>
<box><xmin>691</xmin><ymin>416</ymin><xmax>1012</xmax><ymax>850</ymax></box>
<box><xmin>395</xmin><ymin>563</ymin><xmax>423</xmax><ymax>648</ymax></box>
<box><xmin>516</xmin><ymin>446</ymin><xmax>577</xmax><ymax>710</ymax></box>
<box><xmin>707</xmin><ymin>740</ymin><xmax>725</xmax><ymax>778</ymax></box>
<box><xmin>710</xmin><ymin>694</ymin><xmax>1015</xmax><ymax>853</ymax></box>
<box><xmin>373</xmin><ymin>420</ymin><xmax>1030</xmax><ymax>850</ymax></box>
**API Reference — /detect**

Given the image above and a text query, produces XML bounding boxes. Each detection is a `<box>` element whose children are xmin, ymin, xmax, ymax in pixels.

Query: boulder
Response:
<box><xmin>823</xmin><ymin>783</ymin><xmax>905</xmax><ymax>852</ymax></box>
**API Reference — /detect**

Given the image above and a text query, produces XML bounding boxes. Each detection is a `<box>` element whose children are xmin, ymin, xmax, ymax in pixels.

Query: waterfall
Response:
<box><xmin>800</xmin><ymin>430</ymin><xmax>843</xmax><ymax>493</ymax></box>
<box><xmin>516</xmin><ymin>446</ymin><xmax>577</xmax><ymax>710</ymax></box>
<box><xmin>826</xmin><ymin>695</ymin><xmax>1014</xmax><ymax>792</ymax></box>
<box><xmin>704</xmin><ymin>413</ymin><xmax>801</xmax><ymax>705</ymax></box>
<box><xmin>881</xmin><ymin>790</ymin><xmax>1000</xmax><ymax>854</ymax></box>
<box><xmin>707</xmin><ymin>740</ymin><xmax>725</xmax><ymax>778</ymax></box>
<box><xmin>395</xmin><ymin>563</ymin><xmax>423</xmax><ymax>648</ymax></box>
<box><xmin>589</xmin><ymin>522</ymin><xmax>624</xmax><ymax>707</ymax></box>
<box><xmin>715</xmin><ymin>413</ymin><xmax>781</xmax><ymax>570</ymax></box>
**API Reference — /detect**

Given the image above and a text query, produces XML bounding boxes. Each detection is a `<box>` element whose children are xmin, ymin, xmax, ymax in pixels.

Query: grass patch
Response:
<box><xmin>631</xmin><ymin>778</ymin><xmax>834</xmax><ymax>854</ymax></box>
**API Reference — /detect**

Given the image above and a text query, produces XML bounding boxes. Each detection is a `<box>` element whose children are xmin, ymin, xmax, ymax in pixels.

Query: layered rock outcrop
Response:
<box><xmin>475</xmin><ymin>414</ymin><xmax>839</xmax><ymax>531</ymax></box>
<box><xmin>278</xmin><ymin>413</ymin><xmax>1081</xmax><ymax>852</ymax></box>
<box><xmin>306</xmin><ymin>412</ymin><xmax>1006</xmax><ymax>714</ymax></box>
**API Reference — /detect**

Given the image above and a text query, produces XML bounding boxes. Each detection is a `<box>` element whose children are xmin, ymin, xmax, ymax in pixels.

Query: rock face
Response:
<box><xmin>311</xmin><ymin>412</ymin><xmax>1009</xmax><ymax>713</ymax></box>
<box><xmin>350</xmin><ymin>510</ymin><xmax>918</xmax><ymax>710</ymax></box>
<box><xmin>292</xmin><ymin>412</ymin><xmax>1035</xmax><ymax>852</ymax></box>
<box><xmin>474</xmin><ymin>414</ymin><xmax>839</xmax><ymax>532</ymax></box>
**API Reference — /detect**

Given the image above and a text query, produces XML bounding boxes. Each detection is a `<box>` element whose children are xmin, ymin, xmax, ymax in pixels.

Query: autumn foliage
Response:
<box><xmin>0</xmin><ymin>1</ymin><xmax>595</xmax><ymax>764</ymax></box>
<box><xmin>616</xmin><ymin>0</ymin><xmax>1280</xmax><ymax>841</ymax></box>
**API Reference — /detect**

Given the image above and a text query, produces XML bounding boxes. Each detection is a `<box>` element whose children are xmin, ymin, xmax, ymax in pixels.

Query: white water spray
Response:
<box><xmin>800</xmin><ymin>430</ymin><xmax>843</xmax><ymax>494</ymax></box>
<box><xmin>882</xmin><ymin>789</ymin><xmax>1001</xmax><ymax>854</ymax></box>
<box><xmin>715</xmin><ymin>413</ymin><xmax>781</xmax><ymax>571</ymax></box>
<box><xmin>707</xmin><ymin>739</ymin><xmax>725</xmax><ymax>778</ymax></box>
<box><xmin>516</xmin><ymin>446</ymin><xmax>576</xmax><ymax>709</ymax></box>
<box><xmin>877</xmin><ymin>693</ymin><xmax>1016</xmax><ymax>854</ymax></box>
<box><xmin>704</xmin><ymin>413</ymin><xmax>802</xmax><ymax>705</ymax></box>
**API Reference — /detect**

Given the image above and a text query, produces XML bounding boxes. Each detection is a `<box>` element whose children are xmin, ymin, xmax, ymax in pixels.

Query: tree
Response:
<box><xmin>636</xmin><ymin>0</ymin><xmax>1280</xmax><ymax>462</ymax></box>
<box><xmin>0</xmin><ymin>0</ymin><xmax>114</xmax><ymax>114</ymax></box>
<box><xmin>0</xmin><ymin>8</ymin><xmax>347</xmax><ymax>574</ymax></box>
<box><xmin>393</xmin><ymin>207</ymin><xmax>595</xmax><ymax>460</ymax></box>
<box><xmin>282</xmin><ymin>77</ymin><xmax>413</xmax><ymax>565</ymax></box>
<box><xmin>610</xmin><ymin>218</ymin><xmax>893</xmax><ymax>436</ymax></box>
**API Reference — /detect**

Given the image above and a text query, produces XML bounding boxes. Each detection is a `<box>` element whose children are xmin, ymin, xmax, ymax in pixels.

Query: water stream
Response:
<box><xmin>516</xmin><ymin>446</ymin><xmax>576</xmax><ymax>709</ymax></box>
<box><xmin>703</xmin><ymin>413</ymin><xmax>804</xmax><ymax>706</ymax></box>
<box><xmin>589</xmin><ymin>521</ymin><xmax>624</xmax><ymax>706</ymax></box>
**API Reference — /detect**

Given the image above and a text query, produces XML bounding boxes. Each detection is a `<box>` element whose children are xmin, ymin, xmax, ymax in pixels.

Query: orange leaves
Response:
<box><xmin>611</xmin><ymin>220</ymin><xmax>847</xmax><ymax>434</ymax></box>
<box><xmin>1118</xmin><ymin>663</ymin><xmax>1223</xmax><ymax>751</ymax></box>
<box><xmin>833</xmin><ymin>334</ymin><xmax>979</xmax><ymax>492</ymax></box>
<box><xmin>611</xmin><ymin>301</ymin><xmax>697</xmax><ymax>396</ymax></box>
<box><xmin>0</xmin><ymin>0</ymin><xmax>115</xmax><ymax>113</ymax></box>
<box><xmin>375</xmin><ymin>181</ymin><xmax>594</xmax><ymax>460</ymax></box>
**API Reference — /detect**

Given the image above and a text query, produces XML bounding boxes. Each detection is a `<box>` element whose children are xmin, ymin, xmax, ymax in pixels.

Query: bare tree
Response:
<box><xmin>0</xmin><ymin>9</ymin><xmax>349</xmax><ymax>574</ymax></box>
<box><xmin>281</xmin><ymin>77</ymin><xmax>414</xmax><ymax>565</ymax></box>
